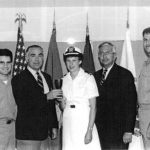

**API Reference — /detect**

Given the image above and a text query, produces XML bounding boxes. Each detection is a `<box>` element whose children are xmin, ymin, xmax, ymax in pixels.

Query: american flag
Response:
<box><xmin>12</xmin><ymin>27</ymin><xmax>26</xmax><ymax>77</ymax></box>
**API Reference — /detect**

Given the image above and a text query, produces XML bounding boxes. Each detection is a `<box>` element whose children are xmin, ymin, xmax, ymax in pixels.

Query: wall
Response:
<box><xmin>0</xmin><ymin>6</ymin><xmax>149</xmax><ymax>77</ymax></box>
<box><xmin>0</xmin><ymin>40</ymin><xmax>146</xmax><ymax>77</ymax></box>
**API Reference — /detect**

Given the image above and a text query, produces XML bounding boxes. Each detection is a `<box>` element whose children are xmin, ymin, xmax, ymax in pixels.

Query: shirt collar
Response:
<box><xmin>27</xmin><ymin>66</ymin><xmax>41</xmax><ymax>76</ymax></box>
<box><xmin>0</xmin><ymin>76</ymin><xmax>11</xmax><ymax>85</ymax></box>
<box><xmin>68</xmin><ymin>68</ymin><xmax>84</xmax><ymax>80</ymax></box>
<box><xmin>103</xmin><ymin>63</ymin><xmax>114</xmax><ymax>72</ymax></box>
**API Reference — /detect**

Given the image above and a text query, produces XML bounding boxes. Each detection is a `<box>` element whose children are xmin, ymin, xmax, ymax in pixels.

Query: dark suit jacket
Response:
<box><xmin>12</xmin><ymin>69</ymin><xmax>58</xmax><ymax>140</ymax></box>
<box><xmin>94</xmin><ymin>63</ymin><xmax>137</xmax><ymax>149</ymax></box>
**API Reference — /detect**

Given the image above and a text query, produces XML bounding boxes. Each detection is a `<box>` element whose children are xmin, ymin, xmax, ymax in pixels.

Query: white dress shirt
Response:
<box><xmin>103</xmin><ymin>63</ymin><xmax>114</xmax><ymax>79</ymax></box>
<box><xmin>27</xmin><ymin>66</ymin><xmax>49</xmax><ymax>94</ymax></box>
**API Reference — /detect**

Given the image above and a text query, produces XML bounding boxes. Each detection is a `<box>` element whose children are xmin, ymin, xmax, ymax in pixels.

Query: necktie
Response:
<box><xmin>100</xmin><ymin>69</ymin><xmax>107</xmax><ymax>86</ymax></box>
<box><xmin>36</xmin><ymin>72</ymin><xmax>44</xmax><ymax>93</ymax></box>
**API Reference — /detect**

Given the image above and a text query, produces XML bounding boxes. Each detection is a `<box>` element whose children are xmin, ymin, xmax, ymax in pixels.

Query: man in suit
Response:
<box><xmin>12</xmin><ymin>45</ymin><xmax>63</xmax><ymax>150</ymax></box>
<box><xmin>94</xmin><ymin>42</ymin><xmax>137</xmax><ymax>150</ymax></box>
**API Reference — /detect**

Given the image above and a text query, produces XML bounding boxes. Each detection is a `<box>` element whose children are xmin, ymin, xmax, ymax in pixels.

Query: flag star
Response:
<box><xmin>21</xmin><ymin>53</ymin><xmax>24</xmax><ymax>56</ymax></box>
<box><xmin>19</xmin><ymin>66</ymin><xmax>22</xmax><ymax>69</ymax></box>
<box><xmin>16</xmin><ymin>59</ymin><xmax>19</xmax><ymax>62</ymax></box>
<box><xmin>14</xmin><ymin>65</ymin><xmax>18</xmax><ymax>69</ymax></box>
<box><xmin>19</xmin><ymin>38</ymin><xmax>22</xmax><ymax>42</ymax></box>
<box><xmin>13</xmin><ymin>72</ymin><xmax>17</xmax><ymax>76</ymax></box>
<box><xmin>17</xmin><ymin>52</ymin><xmax>20</xmax><ymax>56</ymax></box>
<box><xmin>18</xmin><ymin>45</ymin><xmax>21</xmax><ymax>49</ymax></box>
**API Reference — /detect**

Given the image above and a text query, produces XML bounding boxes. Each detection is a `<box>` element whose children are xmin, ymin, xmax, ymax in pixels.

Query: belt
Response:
<box><xmin>139</xmin><ymin>103</ymin><xmax>150</xmax><ymax>110</ymax></box>
<box><xmin>0</xmin><ymin>117</ymin><xmax>15</xmax><ymax>124</ymax></box>
<box><xmin>6</xmin><ymin>119</ymin><xmax>15</xmax><ymax>124</ymax></box>
<box><xmin>70</xmin><ymin>105</ymin><xmax>75</xmax><ymax>108</ymax></box>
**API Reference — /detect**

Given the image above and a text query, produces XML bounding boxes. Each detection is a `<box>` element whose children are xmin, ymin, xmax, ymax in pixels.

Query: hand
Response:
<box><xmin>47</xmin><ymin>89</ymin><xmax>63</xmax><ymax>100</ymax></box>
<box><xmin>134</xmin><ymin>128</ymin><xmax>141</xmax><ymax>137</ymax></box>
<box><xmin>51</xmin><ymin>128</ymin><xmax>58</xmax><ymax>140</ymax></box>
<box><xmin>58</xmin><ymin>97</ymin><xmax>66</xmax><ymax>111</ymax></box>
<box><xmin>123</xmin><ymin>132</ymin><xmax>132</xmax><ymax>144</ymax></box>
<box><xmin>84</xmin><ymin>129</ymin><xmax>92</xmax><ymax>144</ymax></box>
<box><xmin>146</xmin><ymin>123</ymin><xmax>150</xmax><ymax>139</ymax></box>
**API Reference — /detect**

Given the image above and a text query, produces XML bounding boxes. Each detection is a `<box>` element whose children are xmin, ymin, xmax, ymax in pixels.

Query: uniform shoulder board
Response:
<box><xmin>63</xmin><ymin>73</ymin><xmax>67</xmax><ymax>77</ymax></box>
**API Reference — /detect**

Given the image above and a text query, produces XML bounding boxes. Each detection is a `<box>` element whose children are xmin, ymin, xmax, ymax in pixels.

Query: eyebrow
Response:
<box><xmin>0</xmin><ymin>61</ymin><xmax>11</xmax><ymax>63</ymax></box>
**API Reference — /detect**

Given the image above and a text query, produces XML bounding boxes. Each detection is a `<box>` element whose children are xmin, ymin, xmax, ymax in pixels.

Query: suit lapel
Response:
<box><xmin>105</xmin><ymin>63</ymin><xmax>118</xmax><ymax>83</ymax></box>
<box><xmin>25</xmin><ymin>69</ymin><xmax>43</xmax><ymax>90</ymax></box>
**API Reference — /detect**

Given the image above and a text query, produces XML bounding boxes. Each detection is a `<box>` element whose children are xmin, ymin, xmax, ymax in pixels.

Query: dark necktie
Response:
<box><xmin>100</xmin><ymin>69</ymin><xmax>107</xmax><ymax>86</ymax></box>
<box><xmin>36</xmin><ymin>72</ymin><xmax>44</xmax><ymax>93</ymax></box>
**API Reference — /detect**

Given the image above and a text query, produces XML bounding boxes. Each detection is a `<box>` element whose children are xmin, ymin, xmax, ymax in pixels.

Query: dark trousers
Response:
<box><xmin>96</xmin><ymin>124</ymin><xmax>129</xmax><ymax>150</ymax></box>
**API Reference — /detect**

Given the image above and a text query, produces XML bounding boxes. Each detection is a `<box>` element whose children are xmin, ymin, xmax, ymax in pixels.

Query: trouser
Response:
<box><xmin>17</xmin><ymin>140</ymin><xmax>43</xmax><ymax>150</ymax></box>
<box><xmin>139</xmin><ymin>106</ymin><xmax>150</xmax><ymax>150</ymax></box>
<box><xmin>96</xmin><ymin>124</ymin><xmax>128</xmax><ymax>150</ymax></box>
<box><xmin>0</xmin><ymin>121</ymin><xmax>15</xmax><ymax>150</ymax></box>
<box><xmin>17</xmin><ymin>128</ymin><xmax>62</xmax><ymax>150</ymax></box>
<box><xmin>41</xmin><ymin>128</ymin><xmax>62</xmax><ymax>150</ymax></box>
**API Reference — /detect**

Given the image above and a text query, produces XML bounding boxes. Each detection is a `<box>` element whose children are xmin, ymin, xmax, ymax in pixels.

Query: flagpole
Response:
<box><xmin>53</xmin><ymin>8</ymin><xmax>56</xmax><ymax>29</ymax></box>
<box><xmin>86</xmin><ymin>12</ymin><xmax>89</xmax><ymax>36</ymax></box>
<box><xmin>127</xmin><ymin>7</ymin><xmax>129</xmax><ymax>29</ymax></box>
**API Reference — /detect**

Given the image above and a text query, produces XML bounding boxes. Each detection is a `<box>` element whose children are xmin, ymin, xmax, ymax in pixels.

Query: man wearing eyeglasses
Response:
<box><xmin>93</xmin><ymin>42</ymin><xmax>137</xmax><ymax>150</ymax></box>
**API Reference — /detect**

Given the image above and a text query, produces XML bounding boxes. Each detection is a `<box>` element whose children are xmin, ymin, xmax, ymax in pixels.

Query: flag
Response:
<box><xmin>44</xmin><ymin>20</ymin><xmax>63</xmax><ymax>150</ymax></box>
<box><xmin>120</xmin><ymin>10</ymin><xmax>144</xmax><ymax>150</ymax></box>
<box><xmin>44</xmin><ymin>22</ymin><xmax>63</xmax><ymax>84</ymax></box>
<box><xmin>120</xmin><ymin>14</ymin><xmax>136</xmax><ymax>78</ymax></box>
<box><xmin>82</xmin><ymin>23</ymin><xmax>95</xmax><ymax>74</ymax></box>
<box><xmin>12</xmin><ymin>27</ymin><xmax>26</xmax><ymax>77</ymax></box>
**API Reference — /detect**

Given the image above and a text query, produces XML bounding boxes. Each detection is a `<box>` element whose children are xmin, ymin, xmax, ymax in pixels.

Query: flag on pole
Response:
<box><xmin>44</xmin><ymin>14</ymin><xmax>63</xmax><ymax>150</ymax></box>
<box><xmin>120</xmin><ymin>13</ymin><xmax>136</xmax><ymax>78</ymax></box>
<box><xmin>12</xmin><ymin>26</ymin><xmax>26</xmax><ymax>77</ymax></box>
<box><xmin>82</xmin><ymin>13</ymin><xmax>95</xmax><ymax>74</ymax></box>
<box><xmin>120</xmin><ymin>8</ymin><xmax>144</xmax><ymax>150</ymax></box>
<box><xmin>44</xmin><ymin>20</ymin><xmax>63</xmax><ymax>84</ymax></box>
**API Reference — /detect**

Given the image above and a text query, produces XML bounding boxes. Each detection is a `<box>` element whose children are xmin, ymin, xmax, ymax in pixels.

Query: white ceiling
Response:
<box><xmin>0</xmin><ymin>0</ymin><xmax>150</xmax><ymax>7</ymax></box>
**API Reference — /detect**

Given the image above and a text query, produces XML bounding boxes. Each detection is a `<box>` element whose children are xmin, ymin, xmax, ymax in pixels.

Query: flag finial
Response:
<box><xmin>15</xmin><ymin>13</ymin><xmax>26</xmax><ymax>32</ymax></box>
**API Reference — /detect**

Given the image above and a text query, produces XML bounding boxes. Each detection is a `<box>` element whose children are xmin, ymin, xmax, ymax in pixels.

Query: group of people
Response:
<box><xmin>1</xmin><ymin>27</ymin><xmax>150</xmax><ymax>150</ymax></box>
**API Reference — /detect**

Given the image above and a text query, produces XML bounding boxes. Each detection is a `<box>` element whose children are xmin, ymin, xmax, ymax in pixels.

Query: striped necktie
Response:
<box><xmin>100</xmin><ymin>69</ymin><xmax>107</xmax><ymax>86</ymax></box>
<box><xmin>36</xmin><ymin>72</ymin><xmax>44</xmax><ymax>93</ymax></box>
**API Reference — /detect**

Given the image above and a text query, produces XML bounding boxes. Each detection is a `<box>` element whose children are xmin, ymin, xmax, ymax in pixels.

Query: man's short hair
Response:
<box><xmin>143</xmin><ymin>27</ymin><xmax>150</xmax><ymax>37</ymax></box>
<box><xmin>98</xmin><ymin>42</ymin><xmax>116</xmax><ymax>53</ymax></box>
<box><xmin>0</xmin><ymin>49</ymin><xmax>13</xmax><ymax>62</ymax></box>
<box><xmin>26</xmin><ymin>45</ymin><xmax>43</xmax><ymax>53</ymax></box>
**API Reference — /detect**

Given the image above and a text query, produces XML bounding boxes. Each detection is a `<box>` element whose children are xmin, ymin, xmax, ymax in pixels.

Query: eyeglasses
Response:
<box><xmin>99</xmin><ymin>51</ymin><xmax>114</xmax><ymax>57</ymax></box>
